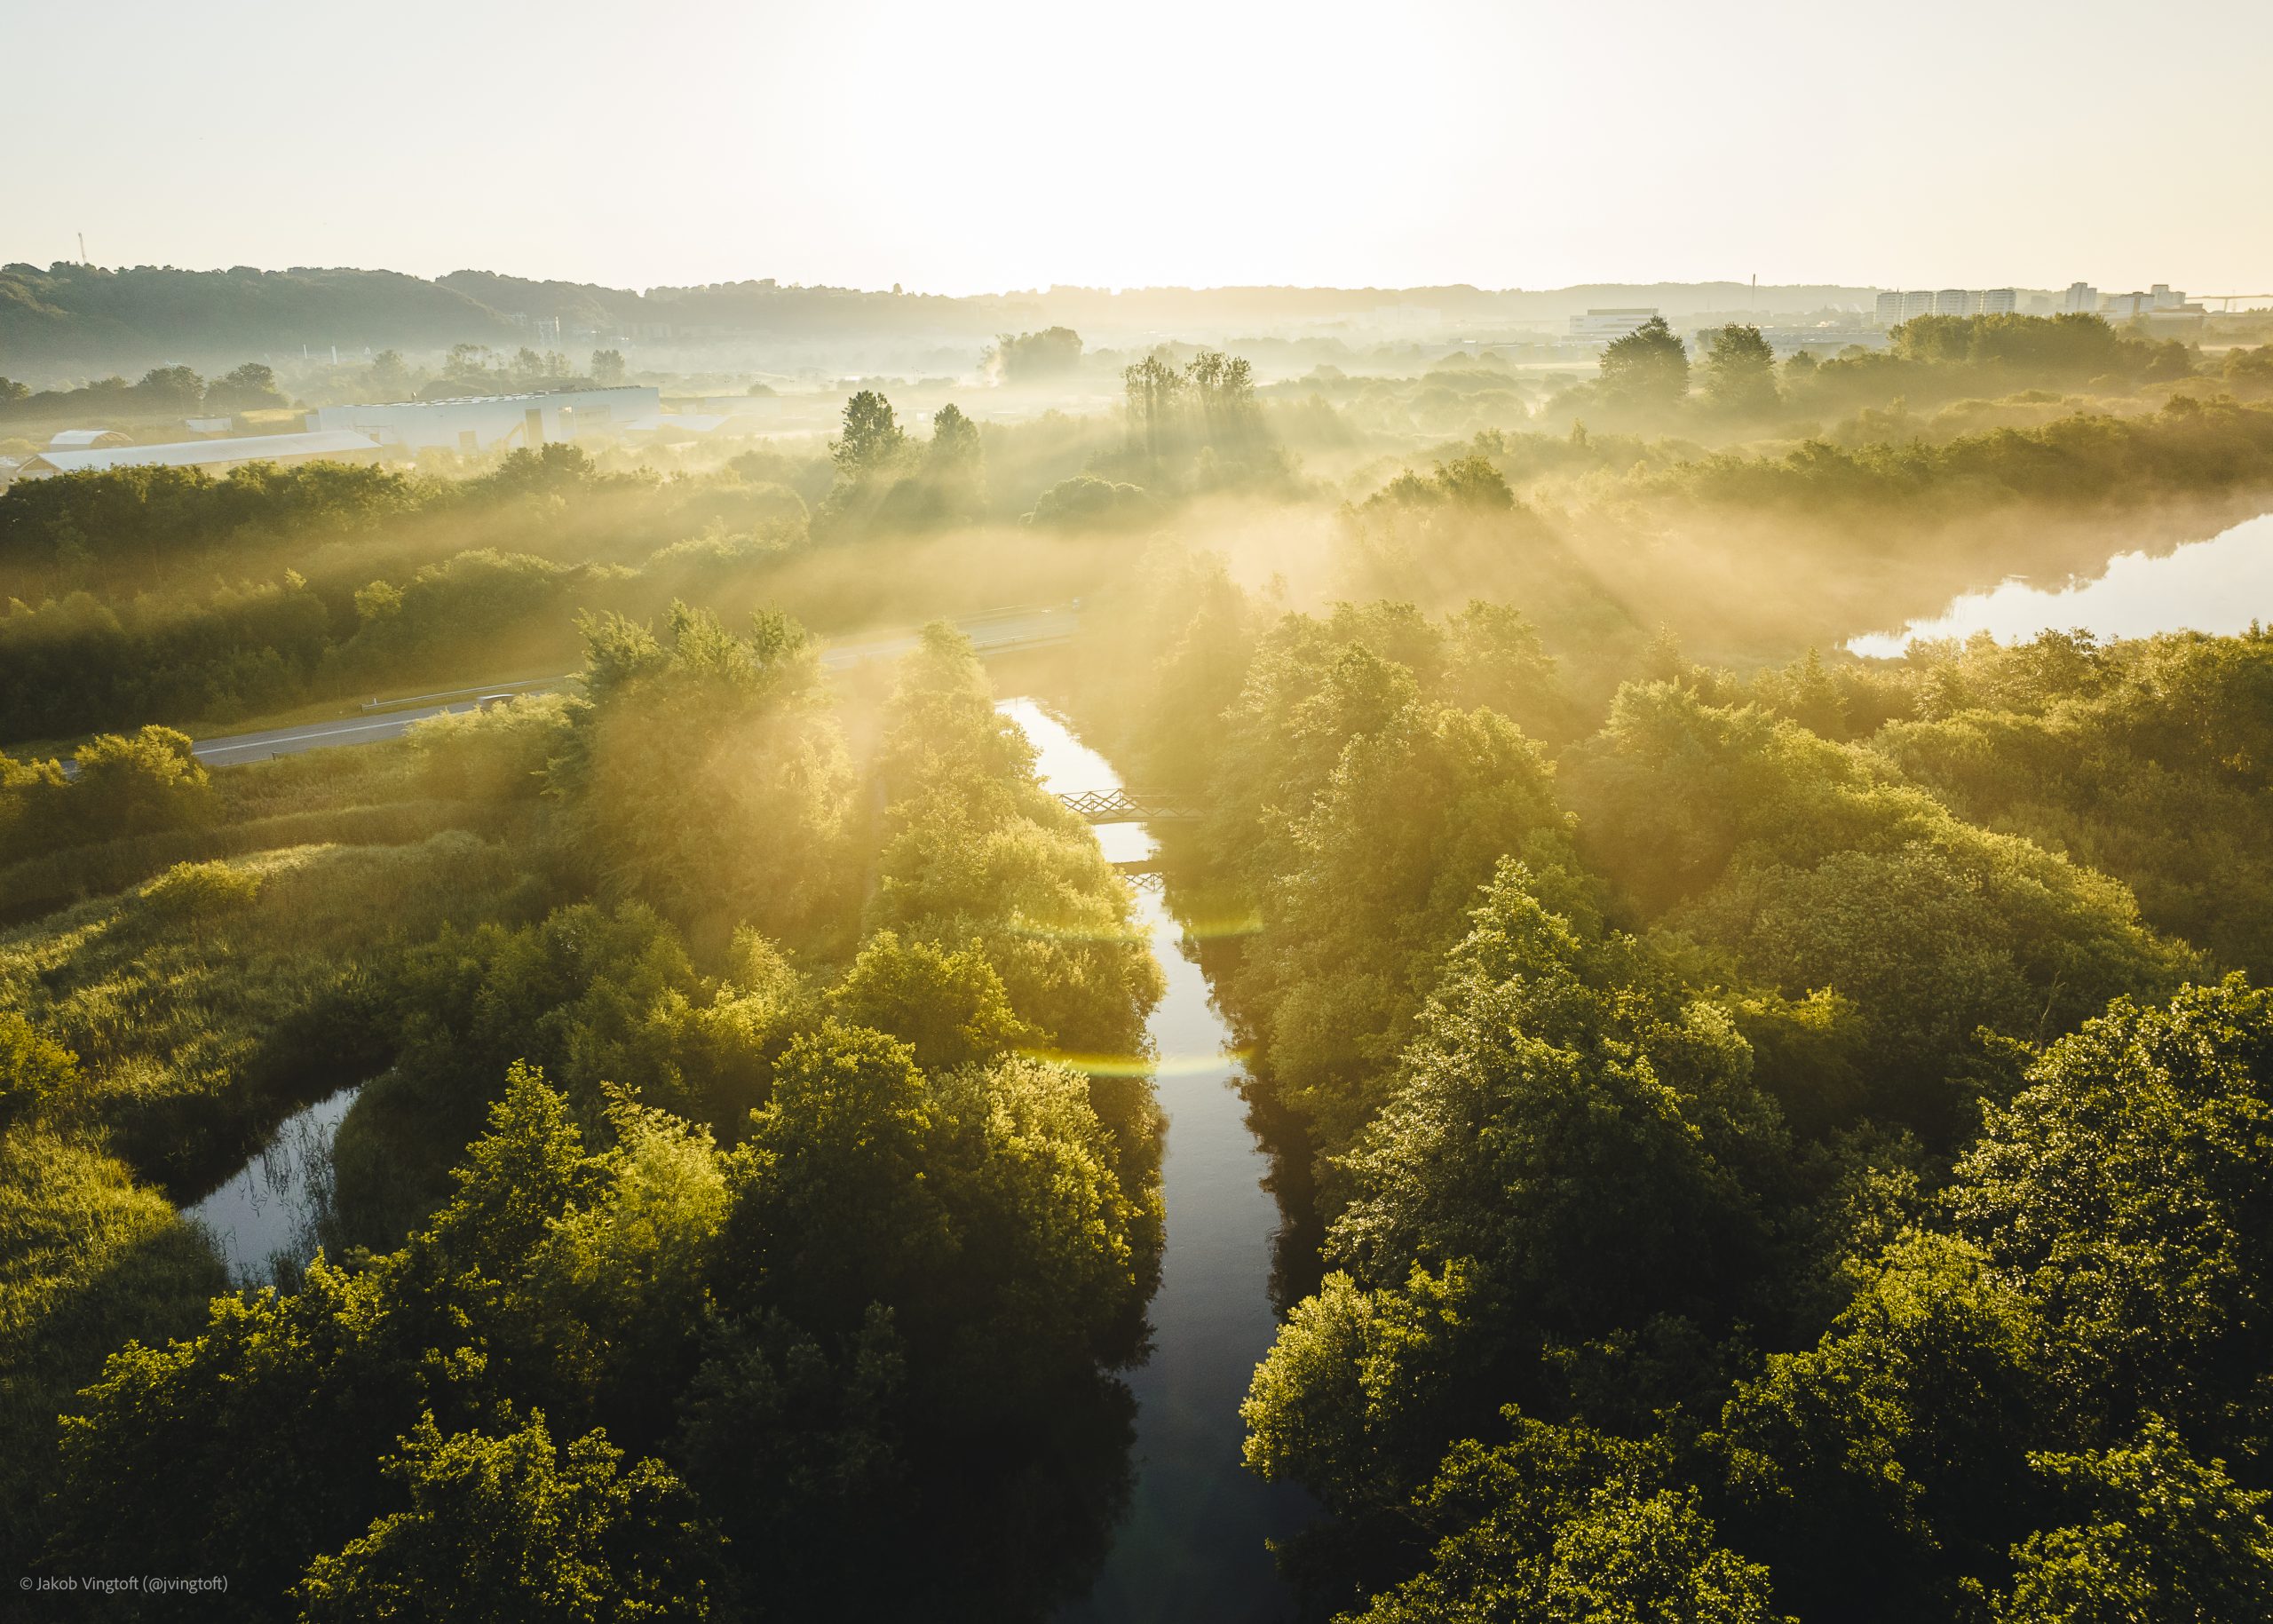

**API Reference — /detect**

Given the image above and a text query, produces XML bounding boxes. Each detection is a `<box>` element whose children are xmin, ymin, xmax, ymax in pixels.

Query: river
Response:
<box><xmin>179</xmin><ymin>699</ymin><xmax>1311</xmax><ymax>1612</ymax></box>
<box><xmin>1849</xmin><ymin>509</ymin><xmax>2273</xmax><ymax>656</ymax></box>
<box><xmin>998</xmin><ymin>698</ymin><xmax>1311</xmax><ymax>1624</ymax></box>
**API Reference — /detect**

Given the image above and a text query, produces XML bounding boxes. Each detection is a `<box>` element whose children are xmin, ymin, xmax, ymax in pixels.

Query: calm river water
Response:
<box><xmin>999</xmin><ymin>698</ymin><xmax>1311</xmax><ymax>1624</ymax></box>
<box><xmin>1849</xmin><ymin>510</ymin><xmax>2273</xmax><ymax>656</ymax></box>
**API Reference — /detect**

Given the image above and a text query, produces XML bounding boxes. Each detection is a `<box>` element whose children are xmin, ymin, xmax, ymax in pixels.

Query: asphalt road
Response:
<box><xmin>190</xmin><ymin>702</ymin><xmax>490</xmax><ymax>766</ymax></box>
<box><xmin>186</xmin><ymin>604</ymin><xmax>1079</xmax><ymax>767</ymax></box>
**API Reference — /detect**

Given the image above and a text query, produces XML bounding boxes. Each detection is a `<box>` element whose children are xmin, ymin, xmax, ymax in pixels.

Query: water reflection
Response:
<box><xmin>998</xmin><ymin>697</ymin><xmax>1311</xmax><ymax>1624</ymax></box>
<box><xmin>1849</xmin><ymin>511</ymin><xmax>2273</xmax><ymax>656</ymax></box>
<box><xmin>186</xmin><ymin>1086</ymin><xmax>358</xmax><ymax>1285</ymax></box>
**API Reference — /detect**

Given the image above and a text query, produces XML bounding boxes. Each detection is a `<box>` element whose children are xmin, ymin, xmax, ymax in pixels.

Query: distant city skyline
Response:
<box><xmin>12</xmin><ymin>0</ymin><xmax>2269</xmax><ymax>298</ymax></box>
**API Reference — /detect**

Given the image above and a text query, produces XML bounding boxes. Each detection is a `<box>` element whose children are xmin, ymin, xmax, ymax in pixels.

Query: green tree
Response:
<box><xmin>921</xmin><ymin>401</ymin><xmax>986</xmax><ymax>521</ymax></box>
<box><xmin>1702</xmin><ymin>324</ymin><xmax>1779</xmax><ymax>413</ymax></box>
<box><xmin>1949</xmin><ymin>977</ymin><xmax>2273</xmax><ymax>1446</ymax></box>
<box><xmin>1187</xmin><ymin>349</ymin><xmax>1258</xmax><ymax>448</ymax></box>
<box><xmin>1713</xmin><ymin>1232</ymin><xmax>2050</xmax><ymax>1621</ymax></box>
<box><xmin>828</xmin><ymin>931</ymin><xmax>1038</xmax><ymax>1073</ymax></box>
<box><xmin>296</xmin><ymin>1409</ymin><xmax>732</xmax><ymax>1622</ymax></box>
<box><xmin>553</xmin><ymin>604</ymin><xmax>858</xmax><ymax>952</ymax></box>
<box><xmin>985</xmin><ymin>326</ymin><xmax>1082</xmax><ymax>381</ymax></box>
<box><xmin>1243</xmin><ymin>1264</ymin><xmax>1496</xmax><ymax>1516</ymax></box>
<box><xmin>368</xmin><ymin>349</ymin><xmax>411</xmax><ymax>397</ymax></box>
<box><xmin>1122</xmin><ymin>353</ymin><xmax>1186</xmax><ymax>460</ymax></box>
<box><xmin>1237</xmin><ymin>708</ymin><xmax>1574</xmax><ymax>1153</ymax></box>
<box><xmin>1319</xmin><ymin>1414</ymin><xmax>1784</xmax><ymax>1624</ymax></box>
<box><xmin>1565</xmin><ymin>681</ymin><xmax>2194</xmax><ymax>1140</ymax></box>
<box><xmin>1599</xmin><ymin>316</ymin><xmax>1690</xmax><ymax>407</ymax></box>
<box><xmin>830</xmin><ymin>390</ymin><xmax>907</xmax><ymax>479</ymax></box>
<box><xmin>68</xmin><ymin>725</ymin><xmax>213</xmax><ymax>844</ymax></box>
<box><xmin>1997</xmin><ymin>1418</ymin><xmax>2273</xmax><ymax>1624</ymax></box>
<box><xmin>136</xmin><ymin>364</ymin><xmax>206</xmax><ymax>412</ymax></box>
<box><xmin>47</xmin><ymin>1257</ymin><xmax>414</xmax><ymax>1604</ymax></box>
<box><xmin>1431</xmin><ymin>452</ymin><xmax>1516</xmax><ymax>508</ymax></box>
<box><xmin>869</xmin><ymin>624</ymin><xmax>1165</xmax><ymax>1058</ymax></box>
<box><xmin>1328</xmin><ymin>863</ymin><xmax>1779</xmax><ymax>1327</ymax></box>
<box><xmin>440</xmin><ymin>343</ymin><xmax>495</xmax><ymax>386</ymax></box>
<box><xmin>668</xmin><ymin>1307</ymin><xmax>906</xmax><ymax>1605</ymax></box>
<box><xmin>1441</xmin><ymin>599</ymin><xmax>1571</xmax><ymax>740</ymax></box>
<box><xmin>720</xmin><ymin>1021</ymin><xmax>954</xmax><ymax>1338</ymax></box>
<box><xmin>203</xmin><ymin>361</ymin><xmax>285</xmax><ymax>413</ymax></box>
<box><xmin>590</xmin><ymin>349</ymin><xmax>627</xmax><ymax>385</ymax></box>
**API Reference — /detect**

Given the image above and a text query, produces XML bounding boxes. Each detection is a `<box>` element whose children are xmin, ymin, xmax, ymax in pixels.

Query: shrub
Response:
<box><xmin>137</xmin><ymin>860</ymin><xmax>264</xmax><ymax>920</ymax></box>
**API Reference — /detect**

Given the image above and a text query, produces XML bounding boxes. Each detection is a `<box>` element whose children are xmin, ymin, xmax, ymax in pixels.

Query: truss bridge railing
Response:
<box><xmin>1056</xmin><ymin>788</ymin><xmax>1202</xmax><ymax>825</ymax></box>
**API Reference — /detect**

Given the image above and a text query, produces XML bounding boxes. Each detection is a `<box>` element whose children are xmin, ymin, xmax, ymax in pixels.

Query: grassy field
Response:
<box><xmin>0</xmin><ymin>730</ymin><xmax>550</xmax><ymax>1575</ymax></box>
<box><xmin>0</xmin><ymin>833</ymin><xmax>531</xmax><ymax>1195</ymax></box>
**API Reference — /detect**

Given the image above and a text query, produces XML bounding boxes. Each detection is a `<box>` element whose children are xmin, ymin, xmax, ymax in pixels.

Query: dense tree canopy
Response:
<box><xmin>1078</xmin><ymin>526</ymin><xmax>2273</xmax><ymax>1622</ymax></box>
<box><xmin>7</xmin><ymin>289</ymin><xmax>2273</xmax><ymax>1623</ymax></box>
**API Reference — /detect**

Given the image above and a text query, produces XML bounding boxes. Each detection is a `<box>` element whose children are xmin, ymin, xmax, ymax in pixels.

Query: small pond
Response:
<box><xmin>1849</xmin><ymin>511</ymin><xmax>2273</xmax><ymax>657</ymax></box>
<box><xmin>186</xmin><ymin>1085</ymin><xmax>359</xmax><ymax>1285</ymax></box>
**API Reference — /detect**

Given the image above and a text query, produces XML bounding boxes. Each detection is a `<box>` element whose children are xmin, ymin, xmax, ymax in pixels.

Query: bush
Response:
<box><xmin>1025</xmin><ymin>473</ymin><xmax>1158</xmax><ymax>530</ymax></box>
<box><xmin>408</xmin><ymin>693</ymin><xmax>574</xmax><ymax>802</ymax></box>
<box><xmin>0</xmin><ymin>1010</ymin><xmax>77</xmax><ymax>1130</ymax></box>
<box><xmin>137</xmin><ymin>860</ymin><xmax>264</xmax><ymax>920</ymax></box>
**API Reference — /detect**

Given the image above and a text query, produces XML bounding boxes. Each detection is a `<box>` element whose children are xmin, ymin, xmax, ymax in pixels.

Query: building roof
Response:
<box><xmin>22</xmin><ymin>430</ymin><xmax>382</xmax><ymax>476</ymax></box>
<box><xmin>49</xmin><ymin>428</ymin><xmax>130</xmax><ymax>449</ymax></box>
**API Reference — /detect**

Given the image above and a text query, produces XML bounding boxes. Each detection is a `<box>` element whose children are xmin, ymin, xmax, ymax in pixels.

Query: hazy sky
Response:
<box><xmin>10</xmin><ymin>0</ymin><xmax>2269</xmax><ymax>296</ymax></box>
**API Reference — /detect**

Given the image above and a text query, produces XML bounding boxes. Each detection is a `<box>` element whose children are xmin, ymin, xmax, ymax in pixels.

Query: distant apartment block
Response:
<box><xmin>2101</xmin><ymin>284</ymin><xmax>2192</xmax><ymax>320</ymax></box>
<box><xmin>1873</xmin><ymin>288</ymin><xmax>2021</xmax><ymax>325</ymax></box>
<box><xmin>2062</xmin><ymin>281</ymin><xmax>2099</xmax><ymax>313</ymax></box>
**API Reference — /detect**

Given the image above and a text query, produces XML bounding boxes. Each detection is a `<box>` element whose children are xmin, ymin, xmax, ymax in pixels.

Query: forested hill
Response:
<box><xmin>0</xmin><ymin>265</ymin><xmax>521</xmax><ymax>368</ymax></box>
<box><xmin>0</xmin><ymin>264</ymin><xmax>1026</xmax><ymax>371</ymax></box>
<box><xmin>1</xmin><ymin>261</ymin><xmax>1882</xmax><ymax>373</ymax></box>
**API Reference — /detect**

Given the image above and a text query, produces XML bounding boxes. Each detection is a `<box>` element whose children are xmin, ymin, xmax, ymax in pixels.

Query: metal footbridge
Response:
<box><xmin>1055</xmin><ymin>789</ymin><xmax>1202</xmax><ymax>825</ymax></box>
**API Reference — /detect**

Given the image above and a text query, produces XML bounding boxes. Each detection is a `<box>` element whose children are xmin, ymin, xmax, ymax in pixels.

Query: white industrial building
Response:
<box><xmin>14</xmin><ymin>430</ymin><xmax>382</xmax><ymax>479</ymax></box>
<box><xmin>308</xmin><ymin>385</ymin><xmax>660</xmax><ymax>454</ymax></box>
<box><xmin>1567</xmin><ymin>308</ymin><xmax>1660</xmax><ymax>339</ymax></box>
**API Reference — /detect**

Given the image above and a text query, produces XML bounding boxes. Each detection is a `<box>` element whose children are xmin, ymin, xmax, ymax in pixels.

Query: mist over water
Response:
<box><xmin>1849</xmin><ymin>511</ymin><xmax>2273</xmax><ymax>656</ymax></box>
<box><xmin>998</xmin><ymin>698</ymin><xmax>1308</xmax><ymax>1623</ymax></box>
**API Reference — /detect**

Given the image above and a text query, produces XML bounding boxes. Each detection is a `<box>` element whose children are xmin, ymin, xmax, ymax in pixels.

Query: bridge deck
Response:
<box><xmin>1057</xmin><ymin>789</ymin><xmax>1201</xmax><ymax>824</ymax></box>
